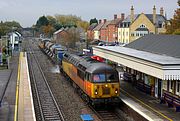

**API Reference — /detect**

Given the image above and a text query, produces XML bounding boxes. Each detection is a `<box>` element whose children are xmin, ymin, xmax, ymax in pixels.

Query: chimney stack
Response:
<box><xmin>121</xmin><ymin>13</ymin><xmax>125</xmax><ymax>20</ymax></box>
<box><xmin>99</xmin><ymin>19</ymin><xmax>102</xmax><ymax>24</ymax></box>
<box><xmin>153</xmin><ymin>5</ymin><xmax>156</xmax><ymax>24</ymax></box>
<box><xmin>130</xmin><ymin>6</ymin><xmax>134</xmax><ymax>23</ymax></box>
<box><xmin>160</xmin><ymin>7</ymin><xmax>164</xmax><ymax>16</ymax></box>
<box><xmin>114</xmin><ymin>14</ymin><xmax>117</xmax><ymax>20</ymax></box>
<box><xmin>104</xmin><ymin>19</ymin><xmax>107</xmax><ymax>23</ymax></box>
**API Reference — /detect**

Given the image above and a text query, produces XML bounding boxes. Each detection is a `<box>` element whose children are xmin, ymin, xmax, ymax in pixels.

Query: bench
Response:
<box><xmin>161</xmin><ymin>91</ymin><xmax>180</xmax><ymax>112</ymax></box>
<box><xmin>172</xmin><ymin>98</ymin><xmax>180</xmax><ymax>112</ymax></box>
<box><xmin>136</xmin><ymin>81</ymin><xmax>151</xmax><ymax>95</ymax></box>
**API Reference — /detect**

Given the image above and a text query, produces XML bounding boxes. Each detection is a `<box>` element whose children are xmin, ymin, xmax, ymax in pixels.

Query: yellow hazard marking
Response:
<box><xmin>14</xmin><ymin>52</ymin><xmax>22</xmax><ymax>121</ymax></box>
<box><xmin>121</xmin><ymin>89</ymin><xmax>173</xmax><ymax>121</ymax></box>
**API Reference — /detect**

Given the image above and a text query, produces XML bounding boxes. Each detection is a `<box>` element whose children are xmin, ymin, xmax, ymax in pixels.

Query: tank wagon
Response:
<box><xmin>39</xmin><ymin>39</ymin><xmax>67</xmax><ymax>64</ymax></box>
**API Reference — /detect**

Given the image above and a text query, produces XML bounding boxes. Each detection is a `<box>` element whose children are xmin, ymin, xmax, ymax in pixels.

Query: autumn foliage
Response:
<box><xmin>35</xmin><ymin>15</ymin><xmax>89</xmax><ymax>37</ymax></box>
<box><xmin>166</xmin><ymin>0</ymin><xmax>180</xmax><ymax>35</ymax></box>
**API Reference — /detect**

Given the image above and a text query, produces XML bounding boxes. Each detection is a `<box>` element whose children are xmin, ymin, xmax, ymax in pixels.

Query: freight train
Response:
<box><xmin>39</xmin><ymin>39</ymin><xmax>67</xmax><ymax>64</ymax></box>
<box><xmin>39</xmin><ymin>39</ymin><xmax>120</xmax><ymax>105</ymax></box>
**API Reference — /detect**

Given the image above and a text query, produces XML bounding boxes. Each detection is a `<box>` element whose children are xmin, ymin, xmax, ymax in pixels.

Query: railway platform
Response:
<box><xmin>120</xmin><ymin>80</ymin><xmax>180</xmax><ymax>121</ymax></box>
<box><xmin>15</xmin><ymin>52</ymin><xmax>36</xmax><ymax>121</ymax></box>
<box><xmin>0</xmin><ymin>52</ymin><xmax>19</xmax><ymax>121</ymax></box>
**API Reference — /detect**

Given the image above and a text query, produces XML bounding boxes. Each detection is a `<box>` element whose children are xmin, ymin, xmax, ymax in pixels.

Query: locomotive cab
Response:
<box><xmin>85</xmin><ymin>63</ymin><xmax>120</xmax><ymax>104</ymax></box>
<box><xmin>62</xmin><ymin>52</ymin><xmax>120</xmax><ymax>105</ymax></box>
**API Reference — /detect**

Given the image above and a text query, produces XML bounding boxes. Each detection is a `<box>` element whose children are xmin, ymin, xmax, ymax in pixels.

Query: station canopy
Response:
<box><xmin>93</xmin><ymin>35</ymin><xmax>180</xmax><ymax>80</ymax></box>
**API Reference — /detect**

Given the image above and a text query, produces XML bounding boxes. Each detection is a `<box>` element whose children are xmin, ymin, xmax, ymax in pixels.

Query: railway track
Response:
<box><xmin>26</xmin><ymin>40</ymin><xmax>66</xmax><ymax>121</ymax></box>
<box><xmin>89</xmin><ymin>105</ymin><xmax>122</xmax><ymax>121</ymax></box>
<box><xmin>25</xmin><ymin>38</ymin><xmax>132</xmax><ymax>121</ymax></box>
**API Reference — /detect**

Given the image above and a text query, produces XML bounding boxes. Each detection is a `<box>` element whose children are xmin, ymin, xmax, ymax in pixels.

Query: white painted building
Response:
<box><xmin>93</xmin><ymin>22</ymin><xmax>104</xmax><ymax>40</ymax></box>
<box><xmin>118</xmin><ymin>15</ymin><xmax>138</xmax><ymax>44</ymax></box>
<box><xmin>10</xmin><ymin>32</ymin><xmax>22</xmax><ymax>50</ymax></box>
<box><xmin>118</xmin><ymin>28</ymin><xmax>130</xmax><ymax>44</ymax></box>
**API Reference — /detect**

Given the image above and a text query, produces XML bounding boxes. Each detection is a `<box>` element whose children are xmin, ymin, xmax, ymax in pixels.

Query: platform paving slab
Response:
<box><xmin>120</xmin><ymin>80</ymin><xmax>180</xmax><ymax>121</ymax></box>
<box><xmin>0</xmin><ymin>52</ymin><xmax>19</xmax><ymax>121</ymax></box>
<box><xmin>0</xmin><ymin>70</ymin><xmax>12</xmax><ymax>101</ymax></box>
<box><xmin>18</xmin><ymin>52</ymin><xmax>36</xmax><ymax>121</ymax></box>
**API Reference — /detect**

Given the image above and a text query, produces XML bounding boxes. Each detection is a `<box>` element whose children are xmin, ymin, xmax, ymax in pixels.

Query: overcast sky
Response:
<box><xmin>0</xmin><ymin>0</ymin><xmax>178</xmax><ymax>27</ymax></box>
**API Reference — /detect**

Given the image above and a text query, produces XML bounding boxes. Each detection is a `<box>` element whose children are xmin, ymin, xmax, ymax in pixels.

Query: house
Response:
<box><xmin>53</xmin><ymin>28</ymin><xmax>68</xmax><ymax>44</ymax></box>
<box><xmin>118</xmin><ymin>6</ymin><xmax>167</xmax><ymax>43</ymax></box>
<box><xmin>93</xmin><ymin>35</ymin><xmax>180</xmax><ymax>101</ymax></box>
<box><xmin>87</xmin><ymin>23</ymin><xmax>97</xmax><ymax>41</ymax></box>
<box><xmin>92</xmin><ymin>20</ymin><xmax>104</xmax><ymax>40</ymax></box>
<box><xmin>107</xmin><ymin>14</ymin><xmax>124</xmax><ymax>42</ymax></box>
<box><xmin>118</xmin><ymin>14</ymin><xmax>139</xmax><ymax>43</ymax></box>
<box><xmin>100</xmin><ymin>19</ymin><xmax>111</xmax><ymax>41</ymax></box>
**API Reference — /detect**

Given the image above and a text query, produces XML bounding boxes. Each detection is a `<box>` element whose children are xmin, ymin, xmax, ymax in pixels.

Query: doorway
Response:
<box><xmin>155</xmin><ymin>78</ymin><xmax>162</xmax><ymax>98</ymax></box>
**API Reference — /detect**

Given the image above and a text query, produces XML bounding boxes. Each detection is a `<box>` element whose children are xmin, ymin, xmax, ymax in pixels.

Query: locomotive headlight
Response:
<box><xmin>95</xmin><ymin>89</ymin><xmax>98</xmax><ymax>95</ymax></box>
<box><xmin>115</xmin><ymin>89</ymin><xmax>118</xmax><ymax>94</ymax></box>
<box><xmin>105</xmin><ymin>84</ymin><xmax>108</xmax><ymax>87</ymax></box>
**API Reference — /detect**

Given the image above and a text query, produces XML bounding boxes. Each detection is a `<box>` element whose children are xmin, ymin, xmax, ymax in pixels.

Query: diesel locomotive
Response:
<box><xmin>39</xmin><ymin>39</ymin><xmax>120</xmax><ymax>105</ymax></box>
<box><xmin>61</xmin><ymin>53</ymin><xmax>120</xmax><ymax>105</ymax></box>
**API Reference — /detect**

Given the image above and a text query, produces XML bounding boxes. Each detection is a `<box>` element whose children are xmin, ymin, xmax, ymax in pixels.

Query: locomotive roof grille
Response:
<box><xmin>86</xmin><ymin>63</ymin><xmax>116</xmax><ymax>74</ymax></box>
<box><xmin>63</xmin><ymin>52</ymin><xmax>116</xmax><ymax>74</ymax></box>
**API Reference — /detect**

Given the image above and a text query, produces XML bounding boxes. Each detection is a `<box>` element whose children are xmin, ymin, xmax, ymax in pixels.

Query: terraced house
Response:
<box><xmin>118</xmin><ymin>6</ymin><xmax>167</xmax><ymax>43</ymax></box>
<box><xmin>100</xmin><ymin>19</ymin><xmax>111</xmax><ymax>41</ymax></box>
<box><xmin>106</xmin><ymin>14</ymin><xmax>124</xmax><ymax>42</ymax></box>
<box><xmin>92</xmin><ymin>20</ymin><xmax>104</xmax><ymax>40</ymax></box>
<box><xmin>87</xmin><ymin>23</ymin><xmax>97</xmax><ymax>41</ymax></box>
<box><xmin>92</xmin><ymin>14</ymin><xmax>124</xmax><ymax>42</ymax></box>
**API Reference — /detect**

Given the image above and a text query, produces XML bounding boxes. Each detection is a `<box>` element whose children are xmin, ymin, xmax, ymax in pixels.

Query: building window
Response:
<box><xmin>126</xmin><ymin>32</ymin><xmax>128</xmax><ymax>36</ymax></box>
<box><xmin>159</xmin><ymin>23</ymin><xmax>162</xmax><ymax>28</ymax></box>
<box><xmin>139</xmin><ymin>24</ymin><xmax>146</xmax><ymax>28</ymax></box>
<box><xmin>131</xmin><ymin>33</ymin><xmax>134</xmax><ymax>36</ymax></box>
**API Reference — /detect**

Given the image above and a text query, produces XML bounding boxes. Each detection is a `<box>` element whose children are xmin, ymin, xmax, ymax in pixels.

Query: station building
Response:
<box><xmin>93</xmin><ymin>35</ymin><xmax>180</xmax><ymax>100</ymax></box>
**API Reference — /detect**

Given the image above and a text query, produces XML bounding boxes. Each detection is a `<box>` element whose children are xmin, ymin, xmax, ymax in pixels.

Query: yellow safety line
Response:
<box><xmin>14</xmin><ymin>52</ymin><xmax>22</xmax><ymax>121</ymax></box>
<box><xmin>121</xmin><ymin>89</ymin><xmax>173</xmax><ymax>121</ymax></box>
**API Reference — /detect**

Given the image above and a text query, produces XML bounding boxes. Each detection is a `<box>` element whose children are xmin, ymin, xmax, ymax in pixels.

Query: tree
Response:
<box><xmin>54</xmin><ymin>14</ymin><xmax>88</xmax><ymax>30</ymax></box>
<box><xmin>166</xmin><ymin>0</ymin><xmax>180</xmax><ymax>35</ymax></box>
<box><xmin>47</xmin><ymin>16</ymin><xmax>56</xmax><ymax>26</ymax></box>
<box><xmin>42</xmin><ymin>24</ymin><xmax>55</xmax><ymax>37</ymax></box>
<box><xmin>36</xmin><ymin>16</ymin><xmax>49</xmax><ymax>28</ymax></box>
<box><xmin>0</xmin><ymin>21</ymin><xmax>22</xmax><ymax>37</ymax></box>
<box><xmin>90</xmin><ymin>18</ymin><xmax>98</xmax><ymax>25</ymax></box>
<box><xmin>34</xmin><ymin>14</ymin><xmax>89</xmax><ymax>38</ymax></box>
<box><xmin>54</xmin><ymin>23</ymin><xmax>63</xmax><ymax>30</ymax></box>
<box><xmin>47</xmin><ymin>15</ymin><xmax>65</xmax><ymax>31</ymax></box>
<box><xmin>76</xmin><ymin>21</ymin><xmax>89</xmax><ymax>31</ymax></box>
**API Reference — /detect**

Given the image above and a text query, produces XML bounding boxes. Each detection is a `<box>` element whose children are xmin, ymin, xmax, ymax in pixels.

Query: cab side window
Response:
<box><xmin>77</xmin><ymin>69</ymin><xmax>84</xmax><ymax>80</ymax></box>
